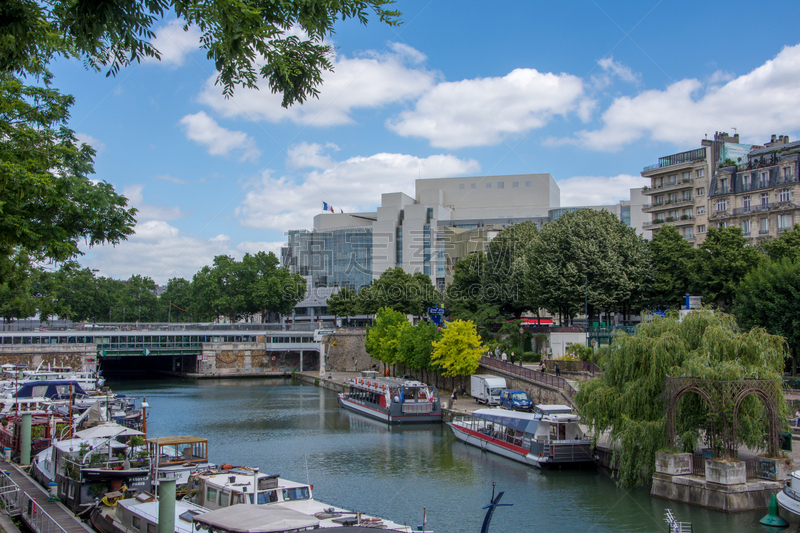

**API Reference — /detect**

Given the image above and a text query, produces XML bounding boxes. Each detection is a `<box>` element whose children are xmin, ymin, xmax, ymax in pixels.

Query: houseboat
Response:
<box><xmin>91</xmin><ymin>491</ymin><xmax>211</xmax><ymax>533</ymax></box>
<box><xmin>189</xmin><ymin>467</ymin><xmax>413</xmax><ymax>531</ymax></box>
<box><xmin>337</xmin><ymin>371</ymin><xmax>442</xmax><ymax>424</ymax></box>
<box><xmin>777</xmin><ymin>471</ymin><xmax>800</xmax><ymax>523</ymax></box>
<box><xmin>0</xmin><ymin>363</ymin><xmax>103</xmax><ymax>393</ymax></box>
<box><xmin>449</xmin><ymin>405</ymin><xmax>594</xmax><ymax>468</ymax></box>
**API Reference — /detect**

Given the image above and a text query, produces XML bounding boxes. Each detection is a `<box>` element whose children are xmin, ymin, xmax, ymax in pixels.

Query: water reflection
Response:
<box><xmin>109</xmin><ymin>378</ymin><xmax>778</xmax><ymax>533</ymax></box>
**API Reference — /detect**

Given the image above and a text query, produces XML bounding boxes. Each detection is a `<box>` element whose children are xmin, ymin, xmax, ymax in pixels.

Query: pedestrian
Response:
<box><xmin>795</xmin><ymin>410</ymin><xmax>800</xmax><ymax>427</ymax></box>
<box><xmin>510</xmin><ymin>352</ymin><xmax>515</xmax><ymax>365</ymax></box>
<box><xmin>451</xmin><ymin>389</ymin><xmax>458</xmax><ymax>407</ymax></box>
<box><xmin>494</xmin><ymin>347</ymin><xmax>500</xmax><ymax>359</ymax></box>
<box><xmin>354</xmin><ymin>359</ymin><xmax>358</xmax><ymax>372</ymax></box>
<box><xmin>555</xmin><ymin>361</ymin><xmax>561</xmax><ymax>377</ymax></box>
<box><xmin>487</xmin><ymin>350</ymin><xmax>493</xmax><ymax>359</ymax></box>
<box><xmin>501</xmin><ymin>351</ymin><xmax>507</xmax><ymax>363</ymax></box>
<box><xmin>540</xmin><ymin>361</ymin><xmax>546</xmax><ymax>373</ymax></box>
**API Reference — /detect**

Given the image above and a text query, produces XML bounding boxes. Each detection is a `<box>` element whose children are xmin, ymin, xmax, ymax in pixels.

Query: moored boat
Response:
<box><xmin>337</xmin><ymin>371</ymin><xmax>442</xmax><ymax>424</ymax></box>
<box><xmin>448</xmin><ymin>405</ymin><xmax>594</xmax><ymax>469</ymax></box>
<box><xmin>777</xmin><ymin>471</ymin><xmax>800</xmax><ymax>523</ymax></box>
<box><xmin>148</xmin><ymin>436</ymin><xmax>216</xmax><ymax>495</ymax></box>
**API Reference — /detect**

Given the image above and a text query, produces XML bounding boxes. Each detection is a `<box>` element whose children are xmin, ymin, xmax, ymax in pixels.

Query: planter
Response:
<box><xmin>705</xmin><ymin>460</ymin><xmax>746</xmax><ymax>485</ymax></box>
<box><xmin>655</xmin><ymin>452</ymin><xmax>692</xmax><ymax>476</ymax></box>
<box><xmin>756</xmin><ymin>456</ymin><xmax>793</xmax><ymax>481</ymax></box>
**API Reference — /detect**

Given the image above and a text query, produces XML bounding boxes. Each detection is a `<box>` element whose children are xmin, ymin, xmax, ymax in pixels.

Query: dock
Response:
<box><xmin>0</xmin><ymin>458</ymin><xmax>93</xmax><ymax>533</ymax></box>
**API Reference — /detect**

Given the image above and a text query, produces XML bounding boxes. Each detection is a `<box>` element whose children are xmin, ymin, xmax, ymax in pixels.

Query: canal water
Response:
<box><xmin>110</xmin><ymin>378</ymin><xmax>774</xmax><ymax>533</ymax></box>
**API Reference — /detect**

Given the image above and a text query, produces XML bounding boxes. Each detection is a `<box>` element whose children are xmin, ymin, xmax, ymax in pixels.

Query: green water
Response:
<box><xmin>111</xmin><ymin>377</ymin><xmax>777</xmax><ymax>532</ymax></box>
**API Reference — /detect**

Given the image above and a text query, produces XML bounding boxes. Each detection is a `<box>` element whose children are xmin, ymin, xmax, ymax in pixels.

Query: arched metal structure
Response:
<box><xmin>663</xmin><ymin>377</ymin><xmax>781</xmax><ymax>458</ymax></box>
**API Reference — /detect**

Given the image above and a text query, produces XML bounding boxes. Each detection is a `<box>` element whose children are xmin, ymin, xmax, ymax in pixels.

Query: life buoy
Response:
<box><xmin>382</xmin><ymin>384</ymin><xmax>386</xmax><ymax>390</ymax></box>
<box><xmin>271</xmin><ymin>356</ymin><xmax>276</xmax><ymax>361</ymax></box>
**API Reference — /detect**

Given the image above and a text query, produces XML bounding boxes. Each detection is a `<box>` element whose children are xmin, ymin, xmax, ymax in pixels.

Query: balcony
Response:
<box><xmin>759</xmin><ymin>229</ymin><xmax>770</xmax><ymax>235</ymax></box>
<box><xmin>643</xmin><ymin>180</ymin><xmax>695</xmax><ymax>196</ymax></box>
<box><xmin>643</xmin><ymin>148</ymin><xmax>706</xmax><ymax>173</ymax></box>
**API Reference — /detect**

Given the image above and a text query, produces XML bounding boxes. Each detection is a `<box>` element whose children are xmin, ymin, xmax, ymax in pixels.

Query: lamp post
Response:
<box><xmin>90</xmin><ymin>269</ymin><xmax>99</xmax><ymax>327</ymax></box>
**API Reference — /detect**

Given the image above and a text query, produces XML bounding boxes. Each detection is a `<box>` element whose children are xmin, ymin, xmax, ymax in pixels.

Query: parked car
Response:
<box><xmin>499</xmin><ymin>389</ymin><xmax>533</xmax><ymax>411</ymax></box>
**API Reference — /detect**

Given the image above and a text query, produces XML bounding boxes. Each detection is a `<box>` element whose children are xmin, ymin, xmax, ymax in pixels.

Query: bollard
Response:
<box><xmin>158</xmin><ymin>479</ymin><xmax>176</xmax><ymax>533</ymax></box>
<box><xmin>47</xmin><ymin>482</ymin><xmax>59</xmax><ymax>502</ymax></box>
<box><xmin>20</xmin><ymin>413</ymin><xmax>31</xmax><ymax>466</ymax></box>
<box><xmin>3</xmin><ymin>448</ymin><xmax>9</xmax><ymax>462</ymax></box>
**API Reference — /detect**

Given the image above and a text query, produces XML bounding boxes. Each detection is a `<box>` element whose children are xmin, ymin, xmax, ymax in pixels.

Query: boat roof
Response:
<box><xmin>198</xmin><ymin>471</ymin><xmax>306</xmax><ymax>491</ymax></box>
<box><xmin>193</xmin><ymin>504</ymin><xmax>319</xmax><ymax>533</ymax></box>
<box><xmin>12</xmin><ymin>380</ymin><xmax>87</xmax><ymax>398</ymax></box>
<box><xmin>119</xmin><ymin>498</ymin><xmax>209</xmax><ymax>533</ymax></box>
<box><xmin>146</xmin><ymin>436</ymin><xmax>208</xmax><ymax>445</ymax></box>
<box><xmin>75</xmin><ymin>423</ymin><xmax>143</xmax><ymax>439</ymax></box>
<box><xmin>53</xmin><ymin>437</ymin><xmax>128</xmax><ymax>452</ymax></box>
<box><xmin>473</xmin><ymin>409</ymin><xmax>541</xmax><ymax>433</ymax></box>
<box><xmin>535</xmin><ymin>404</ymin><xmax>574</xmax><ymax>414</ymax></box>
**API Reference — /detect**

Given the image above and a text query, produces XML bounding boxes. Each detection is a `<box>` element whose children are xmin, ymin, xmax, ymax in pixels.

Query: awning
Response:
<box><xmin>193</xmin><ymin>505</ymin><xmax>319</xmax><ymax>533</ymax></box>
<box><xmin>472</xmin><ymin>408</ymin><xmax>541</xmax><ymax>434</ymax></box>
<box><xmin>75</xmin><ymin>423</ymin><xmax>144</xmax><ymax>439</ymax></box>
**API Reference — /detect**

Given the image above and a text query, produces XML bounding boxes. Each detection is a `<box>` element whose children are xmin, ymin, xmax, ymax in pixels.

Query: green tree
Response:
<box><xmin>396</xmin><ymin>320</ymin><xmax>441</xmax><ymax>372</ymax></box>
<box><xmin>734</xmin><ymin>258</ymin><xmax>800</xmax><ymax>374</ymax></box>
<box><xmin>364</xmin><ymin>307</ymin><xmax>409</xmax><ymax>368</ymax></box>
<box><xmin>761</xmin><ymin>224</ymin><xmax>800</xmax><ymax>262</ymax></box>
<box><xmin>646</xmin><ymin>225</ymin><xmax>695</xmax><ymax>310</ymax></box>
<box><xmin>326</xmin><ymin>287</ymin><xmax>359</xmax><ymax>325</ymax></box>
<box><xmin>484</xmin><ymin>221</ymin><xmax>538</xmax><ymax>319</ymax></box>
<box><xmin>357</xmin><ymin>267</ymin><xmax>439</xmax><ymax>317</ymax></box>
<box><xmin>54</xmin><ymin>263</ymin><xmax>100</xmax><ymax>322</ymax></box>
<box><xmin>0</xmin><ymin>252</ymin><xmax>36</xmax><ymax>326</ymax></box>
<box><xmin>430</xmin><ymin>319</ymin><xmax>484</xmax><ymax>377</ymax></box>
<box><xmin>576</xmin><ymin>311</ymin><xmax>787</xmax><ymax>488</ymax></box>
<box><xmin>243</xmin><ymin>252</ymin><xmax>305</xmax><ymax>322</ymax></box>
<box><xmin>0</xmin><ymin>75</ymin><xmax>136</xmax><ymax>271</ymax></box>
<box><xmin>1</xmin><ymin>0</ymin><xmax>401</xmax><ymax>105</ymax></box>
<box><xmin>28</xmin><ymin>267</ymin><xmax>67</xmax><ymax>325</ymax></box>
<box><xmin>691</xmin><ymin>226</ymin><xmax>763</xmax><ymax>310</ymax></box>
<box><xmin>159</xmin><ymin>277</ymin><xmax>193</xmax><ymax>322</ymax></box>
<box><xmin>116</xmin><ymin>274</ymin><xmax>159</xmax><ymax>322</ymax></box>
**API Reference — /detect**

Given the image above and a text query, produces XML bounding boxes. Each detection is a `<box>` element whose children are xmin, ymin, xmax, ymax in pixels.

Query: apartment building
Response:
<box><xmin>641</xmin><ymin>132</ymin><xmax>751</xmax><ymax>245</ymax></box>
<box><xmin>708</xmin><ymin>135</ymin><xmax>800</xmax><ymax>242</ymax></box>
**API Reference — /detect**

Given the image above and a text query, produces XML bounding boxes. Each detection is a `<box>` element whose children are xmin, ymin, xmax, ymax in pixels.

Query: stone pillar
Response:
<box><xmin>158</xmin><ymin>479</ymin><xmax>176</xmax><ymax>533</ymax></box>
<box><xmin>300</xmin><ymin>350</ymin><xmax>304</xmax><ymax>372</ymax></box>
<box><xmin>20</xmin><ymin>413</ymin><xmax>31</xmax><ymax>466</ymax></box>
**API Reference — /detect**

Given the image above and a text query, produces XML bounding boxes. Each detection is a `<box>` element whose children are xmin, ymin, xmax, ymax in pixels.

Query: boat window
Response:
<box><xmin>147</xmin><ymin>523</ymin><xmax>156</xmax><ymax>533</ymax></box>
<box><xmin>206</xmin><ymin>487</ymin><xmax>217</xmax><ymax>502</ymax></box>
<box><xmin>132</xmin><ymin>516</ymin><xmax>141</xmax><ymax>530</ymax></box>
<box><xmin>282</xmin><ymin>487</ymin><xmax>310</xmax><ymax>501</ymax></box>
<box><xmin>219</xmin><ymin>490</ymin><xmax>230</xmax><ymax>507</ymax></box>
<box><xmin>250</xmin><ymin>490</ymin><xmax>278</xmax><ymax>504</ymax></box>
<box><xmin>179</xmin><ymin>510</ymin><xmax>203</xmax><ymax>522</ymax></box>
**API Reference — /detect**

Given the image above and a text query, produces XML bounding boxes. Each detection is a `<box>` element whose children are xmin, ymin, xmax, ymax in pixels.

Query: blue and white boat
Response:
<box><xmin>449</xmin><ymin>405</ymin><xmax>594</xmax><ymax>468</ymax></box>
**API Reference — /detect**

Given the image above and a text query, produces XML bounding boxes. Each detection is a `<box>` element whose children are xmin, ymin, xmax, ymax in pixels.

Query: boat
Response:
<box><xmin>0</xmin><ymin>363</ymin><xmax>104</xmax><ymax>394</ymax></box>
<box><xmin>337</xmin><ymin>371</ymin><xmax>442</xmax><ymax>423</ymax></box>
<box><xmin>448</xmin><ymin>405</ymin><xmax>595</xmax><ymax>468</ymax></box>
<box><xmin>189</xmin><ymin>467</ymin><xmax>413</xmax><ymax>531</ymax></box>
<box><xmin>777</xmin><ymin>471</ymin><xmax>800</xmax><ymax>523</ymax></box>
<box><xmin>148</xmin><ymin>436</ymin><xmax>216</xmax><ymax>495</ymax></box>
<box><xmin>91</xmin><ymin>491</ymin><xmax>211</xmax><ymax>533</ymax></box>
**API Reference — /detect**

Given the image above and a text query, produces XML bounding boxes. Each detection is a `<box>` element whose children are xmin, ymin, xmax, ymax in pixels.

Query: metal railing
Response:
<box><xmin>0</xmin><ymin>469</ymin><xmax>19</xmax><ymax>515</ymax></box>
<box><xmin>643</xmin><ymin>148</ymin><xmax>706</xmax><ymax>171</ymax></box>
<box><xmin>480</xmin><ymin>357</ymin><xmax>576</xmax><ymax>396</ymax></box>
<box><xmin>543</xmin><ymin>360</ymin><xmax>603</xmax><ymax>376</ymax></box>
<box><xmin>20</xmin><ymin>492</ymin><xmax>67</xmax><ymax>533</ymax></box>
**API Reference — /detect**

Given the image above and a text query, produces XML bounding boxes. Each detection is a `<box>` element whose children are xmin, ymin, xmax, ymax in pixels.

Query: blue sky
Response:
<box><xmin>50</xmin><ymin>1</ymin><xmax>800</xmax><ymax>283</ymax></box>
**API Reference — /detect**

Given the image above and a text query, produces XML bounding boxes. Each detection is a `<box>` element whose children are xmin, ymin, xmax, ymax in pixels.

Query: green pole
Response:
<box><xmin>20</xmin><ymin>413</ymin><xmax>31</xmax><ymax>466</ymax></box>
<box><xmin>158</xmin><ymin>479</ymin><xmax>176</xmax><ymax>533</ymax></box>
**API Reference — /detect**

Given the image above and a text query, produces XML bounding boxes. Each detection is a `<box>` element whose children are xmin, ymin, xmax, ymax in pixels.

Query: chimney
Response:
<box><xmin>771</xmin><ymin>134</ymin><xmax>777</xmax><ymax>143</ymax></box>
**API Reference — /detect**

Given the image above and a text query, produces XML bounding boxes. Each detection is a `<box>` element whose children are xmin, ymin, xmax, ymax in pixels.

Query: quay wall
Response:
<box><xmin>199</xmin><ymin>342</ymin><xmax>318</xmax><ymax>375</ymax></box>
<box><xmin>0</xmin><ymin>344</ymin><xmax>97</xmax><ymax>372</ymax></box>
<box><xmin>323</xmin><ymin>332</ymin><xmax>381</xmax><ymax>372</ymax></box>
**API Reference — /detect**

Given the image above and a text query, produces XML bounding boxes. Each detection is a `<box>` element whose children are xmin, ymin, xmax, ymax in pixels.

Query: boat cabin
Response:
<box><xmin>148</xmin><ymin>436</ymin><xmax>209</xmax><ymax>467</ymax></box>
<box><xmin>192</xmin><ymin>469</ymin><xmax>312</xmax><ymax>510</ymax></box>
<box><xmin>112</xmin><ymin>493</ymin><xmax>207</xmax><ymax>533</ymax></box>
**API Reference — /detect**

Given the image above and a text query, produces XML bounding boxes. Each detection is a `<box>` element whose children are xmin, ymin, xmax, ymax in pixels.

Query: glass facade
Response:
<box><xmin>286</xmin><ymin>227</ymin><xmax>373</xmax><ymax>291</ymax></box>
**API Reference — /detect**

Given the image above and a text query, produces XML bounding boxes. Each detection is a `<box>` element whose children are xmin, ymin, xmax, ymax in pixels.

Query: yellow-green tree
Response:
<box><xmin>364</xmin><ymin>307</ymin><xmax>410</xmax><ymax>366</ymax></box>
<box><xmin>431</xmin><ymin>320</ymin><xmax>484</xmax><ymax>376</ymax></box>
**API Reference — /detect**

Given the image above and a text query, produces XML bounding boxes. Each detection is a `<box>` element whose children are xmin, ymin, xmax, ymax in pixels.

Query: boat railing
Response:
<box><xmin>401</xmin><ymin>402</ymin><xmax>434</xmax><ymax>414</ymax></box>
<box><xmin>550</xmin><ymin>442</ymin><xmax>593</xmax><ymax>463</ymax></box>
<box><xmin>0</xmin><ymin>469</ymin><xmax>20</xmax><ymax>514</ymax></box>
<box><xmin>63</xmin><ymin>457</ymin><xmax>128</xmax><ymax>480</ymax></box>
<box><xmin>20</xmin><ymin>491</ymin><xmax>68</xmax><ymax>533</ymax></box>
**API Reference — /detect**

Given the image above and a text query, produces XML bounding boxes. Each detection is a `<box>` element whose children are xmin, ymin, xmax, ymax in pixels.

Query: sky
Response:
<box><xmin>48</xmin><ymin>0</ymin><xmax>800</xmax><ymax>284</ymax></box>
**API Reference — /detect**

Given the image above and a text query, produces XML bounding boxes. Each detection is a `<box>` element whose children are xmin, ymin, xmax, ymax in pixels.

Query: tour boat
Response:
<box><xmin>777</xmin><ymin>471</ymin><xmax>800</xmax><ymax>522</ymax></box>
<box><xmin>449</xmin><ymin>405</ymin><xmax>594</xmax><ymax>468</ymax></box>
<box><xmin>337</xmin><ymin>371</ymin><xmax>442</xmax><ymax>424</ymax></box>
<box><xmin>189</xmin><ymin>467</ymin><xmax>413</xmax><ymax>530</ymax></box>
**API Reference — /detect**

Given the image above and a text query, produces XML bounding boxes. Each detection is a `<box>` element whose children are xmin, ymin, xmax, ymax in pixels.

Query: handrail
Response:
<box><xmin>480</xmin><ymin>357</ymin><xmax>577</xmax><ymax>397</ymax></box>
<box><xmin>0</xmin><ymin>469</ymin><xmax>19</xmax><ymax>513</ymax></box>
<box><xmin>20</xmin><ymin>491</ymin><xmax>68</xmax><ymax>533</ymax></box>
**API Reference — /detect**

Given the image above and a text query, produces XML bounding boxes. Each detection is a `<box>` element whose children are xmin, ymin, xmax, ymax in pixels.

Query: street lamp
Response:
<box><xmin>91</xmin><ymin>269</ymin><xmax>99</xmax><ymax>327</ymax></box>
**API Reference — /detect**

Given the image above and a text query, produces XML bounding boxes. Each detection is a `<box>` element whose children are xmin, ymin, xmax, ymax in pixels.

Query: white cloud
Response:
<box><xmin>597</xmin><ymin>57</ymin><xmax>641</xmax><ymax>85</ymax></box>
<box><xmin>387</xmin><ymin>68</ymin><xmax>587</xmax><ymax>149</ymax></box>
<box><xmin>564</xmin><ymin>43</ymin><xmax>800</xmax><ymax>152</ymax></box>
<box><xmin>75</xmin><ymin>133</ymin><xmax>105</xmax><ymax>155</ymax></box>
<box><xmin>156</xmin><ymin>174</ymin><xmax>188</xmax><ymax>185</ymax></box>
<box><xmin>144</xmin><ymin>19</ymin><xmax>202</xmax><ymax>67</ymax></box>
<box><xmin>286</xmin><ymin>142</ymin><xmax>338</xmax><ymax>169</ymax></box>
<box><xmin>82</xmin><ymin>220</ymin><xmax>231</xmax><ymax>284</ymax></box>
<box><xmin>197</xmin><ymin>46</ymin><xmax>436</xmax><ymax>126</ymax></box>
<box><xmin>179</xmin><ymin>111</ymin><xmax>260</xmax><ymax>162</ymax></box>
<box><xmin>235</xmin><ymin>148</ymin><xmax>480</xmax><ymax>231</ymax></box>
<box><xmin>557</xmin><ymin>174</ymin><xmax>643</xmax><ymax>206</ymax></box>
<box><xmin>123</xmin><ymin>184</ymin><xmax>187</xmax><ymax>222</ymax></box>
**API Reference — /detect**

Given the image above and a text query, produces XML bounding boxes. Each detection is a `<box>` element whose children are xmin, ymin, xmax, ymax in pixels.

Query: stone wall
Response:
<box><xmin>323</xmin><ymin>332</ymin><xmax>381</xmax><ymax>372</ymax></box>
<box><xmin>199</xmin><ymin>342</ymin><xmax>318</xmax><ymax>374</ymax></box>
<box><xmin>0</xmin><ymin>344</ymin><xmax>97</xmax><ymax>372</ymax></box>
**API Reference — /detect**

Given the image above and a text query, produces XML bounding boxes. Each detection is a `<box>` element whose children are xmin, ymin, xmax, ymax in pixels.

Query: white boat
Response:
<box><xmin>449</xmin><ymin>405</ymin><xmax>594</xmax><ymax>468</ymax></box>
<box><xmin>148</xmin><ymin>436</ymin><xmax>216</xmax><ymax>495</ymax></box>
<box><xmin>91</xmin><ymin>492</ymin><xmax>210</xmax><ymax>533</ymax></box>
<box><xmin>777</xmin><ymin>471</ymin><xmax>800</xmax><ymax>522</ymax></box>
<box><xmin>0</xmin><ymin>363</ymin><xmax>103</xmax><ymax>393</ymax></box>
<box><xmin>337</xmin><ymin>371</ymin><xmax>442</xmax><ymax>424</ymax></box>
<box><xmin>190</xmin><ymin>467</ymin><xmax>413</xmax><ymax>530</ymax></box>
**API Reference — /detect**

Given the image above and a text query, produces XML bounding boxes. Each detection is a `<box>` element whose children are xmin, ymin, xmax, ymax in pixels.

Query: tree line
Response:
<box><xmin>0</xmin><ymin>252</ymin><xmax>306</xmax><ymax>325</ymax></box>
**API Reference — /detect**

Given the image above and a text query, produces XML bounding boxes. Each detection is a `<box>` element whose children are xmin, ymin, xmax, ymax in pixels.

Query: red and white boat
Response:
<box><xmin>337</xmin><ymin>371</ymin><xmax>442</xmax><ymax>424</ymax></box>
<box><xmin>449</xmin><ymin>405</ymin><xmax>594</xmax><ymax>468</ymax></box>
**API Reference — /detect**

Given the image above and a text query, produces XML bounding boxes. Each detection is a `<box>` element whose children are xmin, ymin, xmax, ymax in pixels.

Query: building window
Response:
<box><xmin>696</xmin><ymin>206</ymin><xmax>705</xmax><ymax>215</ymax></box>
<box><xmin>715</xmin><ymin>198</ymin><xmax>728</xmax><ymax>212</ymax></box>
<box><xmin>742</xmin><ymin>196</ymin><xmax>751</xmax><ymax>212</ymax></box>
<box><xmin>779</xmin><ymin>214</ymin><xmax>793</xmax><ymax>231</ymax></box>
<box><xmin>668</xmin><ymin>210</ymin><xmax>679</xmax><ymax>221</ymax></box>
<box><xmin>486</xmin><ymin>182</ymin><xmax>491</xmax><ymax>189</ymax></box>
<box><xmin>761</xmin><ymin>193</ymin><xmax>769</xmax><ymax>207</ymax></box>
<box><xmin>760</xmin><ymin>171</ymin><xmax>769</xmax><ymax>187</ymax></box>
<box><xmin>684</xmin><ymin>227</ymin><xmax>694</xmax><ymax>238</ymax></box>
<box><xmin>784</xmin><ymin>167</ymin><xmax>792</xmax><ymax>181</ymax></box>
<box><xmin>779</xmin><ymin>188</ymin><xmax>792</xmax><ymax>202</ymax></box>
<box><xmin>497</xmin><ymin>182</ymin><xmax>504</xmax><ymax>189</ymax></box>
<box><xmin>742</xmin><ymin>174</ymin><xmax>751</xmax><ymax>190</ymax></box>
<box><xmin>682</xmin><ymin>171</ymin><xmax>691</xmax><ymax>182</ymax></box>
<box><xmin>697</xmin><ymin>168</ymin><xmax>705</xmax><ymax>178</ymax></box>
<box><xmin>682</xmin><ymin>191</ymin><xmax>692</xmax><ymax>201</ymax></box>
<box><xmin>697</xmin><ymin>225</ymin><xmax>706</xmax><ymax>233</ymax></box>
<box><xmin>471</xmin><ymin>183</ymin><xmax>477</xmax><ymax>190</ymax></box>
<box><xmin>525</xmin><ymin>181</ymin><xmax>532</xmax><ymax>187</ymax></box>
<box><xmin>719</xmin><ymin>178</ymin><xmax>728</xmax><ymax>194</ymax></box>
<box><xmin>760</xmin><ymin>217</ymin><xmax>769</xmax><ymax>234</ymax></box>
<box><xmin>717</xmin><ymin>222</ymin><xmax>727</xmax><ymax>228</ymax></box>
<box><xmin>696</xmin><ymin>187</ymin><xmax>705</xmax><ymax>196</ymax></box>
<box><xmin>683</xmin><ymin>208</ymin><xmax>692</xmax><ymax>217</ymax></box>
<box><xmin>459</xmin><ymin>183</ymin><xmax>465</xmax><ymax>190</ymax></box>
<box><xmin>655</xmin><ymin>195</ymin><xmax>664</xmax><ymax>206</ymax></box>
<box><xmin>741</xmin><ymin>219</ymin><xmax>751</xmax><ymax>236</ymax></box>
<box><xmin>512</xmin><ymin>181</ymin><xmax>519</xmax><ymax>188</ymax></box>
<box><xmin>668</xmin><ymin>174</ymin><xmax>677</xmax><ymax>185</ymax></box>
<box><xmin>668</xmin><ymin>192</ymin><xmax>678</xmax><ymax>203</ymax></box>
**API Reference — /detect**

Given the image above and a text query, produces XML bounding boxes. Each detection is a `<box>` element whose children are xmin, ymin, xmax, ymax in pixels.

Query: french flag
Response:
<box><xmin>323</xmin><ymin>201</ymin><xmax>334</xmax><ymax>213</ymax></box>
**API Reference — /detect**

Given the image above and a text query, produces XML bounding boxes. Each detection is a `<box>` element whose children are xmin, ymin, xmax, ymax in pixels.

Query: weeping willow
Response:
<box><xmin>576</xmin><ymin>310</ymin><xmax>788</xmax><ymax>488</ymax></box>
